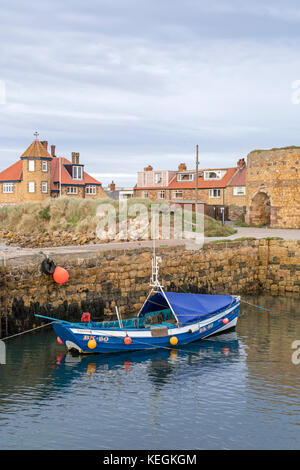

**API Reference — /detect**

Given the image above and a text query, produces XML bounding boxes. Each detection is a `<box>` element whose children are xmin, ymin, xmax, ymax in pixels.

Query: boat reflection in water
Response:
<box><xmin>52</xmin><ymin>331</ymin><xmax>241</xmax><ymax>392</ymax></box>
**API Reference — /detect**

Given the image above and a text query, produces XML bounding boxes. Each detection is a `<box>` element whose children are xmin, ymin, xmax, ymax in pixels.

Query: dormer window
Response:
<box><xmin>72</xmin><ymin>165</ymin><xmax>83</xmax><ymax>180</ymax></box>
<box><xmin>155</xmin><ymin>173</ymin><xmax>162</xmax><ymax>184</ymax></box>
<box><xmin>177</xmin><ymin>173</ymin><xmax>194</xmax><ymax>181</ymax></box>
<box><xmin>204</xmin><ymin>170</ymin><xmax>226</xmax><ymax>181</ymax></box>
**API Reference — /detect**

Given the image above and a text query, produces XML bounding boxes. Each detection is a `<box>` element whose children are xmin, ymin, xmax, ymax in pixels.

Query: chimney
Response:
<box><xmin>110</xmin><ymin>181</ymin><xmax>116</xmax><ymax>191</ymax></box>
<box><xmin>76</xmin><ymin>152</ymin><xmax>80</xmax><ymax>164</ymax></box>
<box><xmin>237</xmin><ymin>158</ymin><xmax>246</xmax><ymax>169</ymax></box>
<box><xmin>41</xmin><ymin>141</ymin><xmax>48</xmax><ymax>150</ymax></box>
<box><xmin>178</xmin><ymin>163</ymin><xmax>187</xmax><ymax>171</ymax></box>
<box><xmin>144</xmin><ymin>165</ymin><xmax>153</xmax><ymax>171</ymax></box>
<box><xmin>51</xmin><ymin>145</ymin><xmax>56</xmax><ymax>157</ymax></box>
<box><xmin>72</xmin><ymin>152</ymin><xmax>76</xmax><ymax>164</ymax></box>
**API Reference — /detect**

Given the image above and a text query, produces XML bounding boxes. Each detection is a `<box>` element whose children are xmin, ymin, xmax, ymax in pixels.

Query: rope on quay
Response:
<box><xmin>0</xmin><ymin>322</ymin><xmax>53</xmax><ymax>342</ymax></box>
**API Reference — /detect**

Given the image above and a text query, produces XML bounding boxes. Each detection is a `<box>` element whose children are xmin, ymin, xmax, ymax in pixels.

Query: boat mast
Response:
<box><xmin>150</xmin><ymin>238</ymin><xmax>163</xmax><ymax>291</ymax></box>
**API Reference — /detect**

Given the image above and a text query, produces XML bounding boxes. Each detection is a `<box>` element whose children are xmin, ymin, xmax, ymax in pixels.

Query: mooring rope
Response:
<box><xmin>1</xmin><ymin>322</ymin><xmax>53</xmax><ymax>341</ymax></box>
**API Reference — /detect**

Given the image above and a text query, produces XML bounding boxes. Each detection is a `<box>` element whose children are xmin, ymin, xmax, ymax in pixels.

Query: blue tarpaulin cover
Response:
<box><xmin>139</xmin><ymin>291</ymin><xmax>234</xmax><ymax>325</ymax></box>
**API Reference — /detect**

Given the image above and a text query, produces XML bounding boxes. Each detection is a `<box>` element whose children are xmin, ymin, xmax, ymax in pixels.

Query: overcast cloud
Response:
<box><xmin>1</xmin><ymin>0</ymin><xmax>300</xmax><ymax>186</ymax></box>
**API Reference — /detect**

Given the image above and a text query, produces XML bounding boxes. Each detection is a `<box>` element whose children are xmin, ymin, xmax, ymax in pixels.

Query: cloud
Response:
<box><xmin>1</xmin><ymin>0</ymin><xmax>300</xmax><ymax>187</ymax></box>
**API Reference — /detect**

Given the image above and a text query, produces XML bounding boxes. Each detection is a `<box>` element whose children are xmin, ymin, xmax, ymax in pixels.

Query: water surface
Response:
<box><xmin>0</xmin><ymin>294</ymin><xmax>299</xmax><ymax>450</ymax></box>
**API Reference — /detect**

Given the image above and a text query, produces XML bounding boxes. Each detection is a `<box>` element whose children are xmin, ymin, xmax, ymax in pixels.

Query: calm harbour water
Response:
<box><xmin>0</xmin><ymin>294</ymin><xmax>299</xmax><ymax>450</ymax></box>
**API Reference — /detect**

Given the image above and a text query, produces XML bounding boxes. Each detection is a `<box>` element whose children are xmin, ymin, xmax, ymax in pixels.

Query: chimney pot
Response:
<box><xmin>178</xmin><ymin>163</ymin><xmax>187</xmax><ymax>171</ymax></box>
<box><xmin>110</xmin><ymin>181</ymin><xmax>116</xmax><ymax>191</ymax></box>
<box><xmin>41</xmin><ymin>141</ymin><xmax>48</xmax><ymax>150</ymax></box>
<box><xmin>72</xmin><ymin>152</ymin><xmax>76</xmax><ymax>164</ymax></box>
<box><xmin>144</xmin><ymin>165</ymin><xmax>153</xmax><ymax>171</ymax></box>
<box><xmin>51</xmin><ymin>145</ymin><xmax>56</xmax><ymax>157</ymax></box>
<box><xmin>237</xmin><ymin>158</ymin><xmax>246</xmax><ymax>169</ymax></box>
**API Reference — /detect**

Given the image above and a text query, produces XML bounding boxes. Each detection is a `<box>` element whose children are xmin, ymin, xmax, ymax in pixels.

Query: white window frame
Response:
<box><xmin>3</xmin><ymin>183</ymin><xmax>14</xmax><ymax>193</ymax></box>
<box><xmin>176</xmin><ymin>173</ymin><xmax>194</xmax><ymax>182</ymax></box>
<box><xmin>204</xmin><ymin>170</ymin><xmax>225</xmax><ymax>181</ymax></box>
<box><xmin>155</xmin><ymin>173</ymin><xmax>162</xmax><ymax>184</ymax></box>
<box><xmin>86</xmin><ymin>185</ymin><xmax>96</xmax><ymax>195</ymax></box>
<box><xmin>72</xmin><ymin>166</ymin><xmax>83</xmax><ymax>180</ymax></box>
<box><xmin>67</xmin><ymin>186</ymin><xmax>78</xmax><ymax>194</ymax></box>
<box><xmin>28</xmin><ymin>181</ymin><xmax>35</xmax><ymax>193</ymax></box>
<box><xmin>158</xmin><ymin>190</ymin><xmax>165</xmax><ymax>199</ymax></box>
<box><xmin>233</xmin><ymin>186</ymin><xmax>246</xmax><ymax>196</ymax></box>
<box><xmin>209</xmin><ymin>188</ymin><xmax>221</xmax><ymax>198</ymax></box>
<box><xmin>41</xmin><ymin>182</ymin><xmax>48</xmax><ymax>193</ymax></box>
<box><xmin>28</xmin><ymin>160</ymin><xmax>35</xmax><ymax>172</ymax></box>
<box><xmin>42</xmin><ymin>161</ymin><xmax>48</xmax><ymax>172</ymax></box>
<box><xmin>173</xmin><ymin>190</ymin><xmax>183</xmax><ymax>199</ymax></box>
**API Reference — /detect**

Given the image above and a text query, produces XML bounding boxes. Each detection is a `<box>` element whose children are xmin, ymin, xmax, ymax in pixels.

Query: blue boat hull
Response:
<box><xmin>52</xmin><ymin>299</ymin><xmax>240</xmax><ymax>354</ymax></box>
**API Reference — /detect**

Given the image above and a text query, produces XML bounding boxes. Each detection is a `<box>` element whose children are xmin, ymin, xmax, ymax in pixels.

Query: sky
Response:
<box><xmin>1</xmin><ymin>0</ymin><xmax>300</xmax><ymax>187</ymax></box>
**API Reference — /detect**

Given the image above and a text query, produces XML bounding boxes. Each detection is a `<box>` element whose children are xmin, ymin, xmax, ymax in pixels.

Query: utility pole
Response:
<box><xmin>195</xmin><ymin>144</ymin><xmax>199</xmax><ymax>209</ymax></box>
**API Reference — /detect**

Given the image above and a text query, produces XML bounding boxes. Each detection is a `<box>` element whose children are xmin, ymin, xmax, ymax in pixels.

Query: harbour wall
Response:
<box><xmin>0</xmin><ymin>239</ymin><xmax>299</xmax><ymax>338</ymax></box>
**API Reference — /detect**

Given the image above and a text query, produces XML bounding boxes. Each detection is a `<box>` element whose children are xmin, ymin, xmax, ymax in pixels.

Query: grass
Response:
<box><xmin>0</xmin><ymin>197</ymin><xmax>236</xmax><ymax>239</ymax></box>
<box><xmin>249</xmin><ymin>145</ymin><xmax>300</xmax><ymax>154</ymax></box>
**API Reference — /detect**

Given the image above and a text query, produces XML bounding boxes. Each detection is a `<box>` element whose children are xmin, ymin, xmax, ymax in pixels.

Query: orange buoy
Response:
<box><xmin>222</xmin><ymin>318</ymin><xmax>229</xmax><ymax>325</ymax></box>
<box><xmin>53</xmin><ymin>266</ymin><xmax>69</xmax><ymax>284</ymax></box>
<box><xmin>88</xmin><ymin>339</ymin><xmax>97</xmax><ymax>349</ymax></box>
<box><xmin>57</xmin><ymin>337</ymin><xmax>63</xmax><ymax>344</ymax></box>
<box><xmin>170</xmin><ymin>336</ymin><xmax>178</xmax><ymax>346</ymax></box>
<box><xmin>124</xmin><ymin>336</ymin><xmax>132</xmax><ymax>345</ymax></box>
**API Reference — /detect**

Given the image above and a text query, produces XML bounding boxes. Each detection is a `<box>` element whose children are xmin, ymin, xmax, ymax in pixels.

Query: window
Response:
<box><xmin>158</xmin><ymin>190</ymin><xmax>165</xmax><ymax>199</ymax></box>
<box><xmin>86</xmin><ymin>185</ymin><xmax>96</xmax><ymax>195</ymax></box>
<box><xmin>143</xmin><ymin>191</ymin><xmax>148</xmax><ymax>198</ymax></box>
<box><xmin>173</xmin><ymin>190</ymin><xmax>183</xmax><ymax>199</ymax></box>
<box><xmin>67</xmin><ymin>186</ymin><xmax>78</xmax><ymax>194</ymax></box>
<box><xmin>41</xmin><ymin>182</ymin><xmax>48</xmax><ymax>193</ymax></box>
<box><xmin>28</xmin><ymin>182</ymin><xmax>35</xmax><ymax>193</ymax></box>
<box><xmin>3</xmin><ymin>183</ymin><xmax>14</xmax><ymax>193</ymax></box>
<box><xmin>233</xmin><ymin>186</ymin><xmax>246</xmax><ymax>196</ymax></box>
<box><xmin>42</xmin><ymin>161</ymin><xmax>48</xmax><ymax>172</ymax></box>
<box><xmin>204</xmin><ymin>170</ymin><xmax>226</xmax><ymax>181</ymax></box>
<box><xmin>155</xmin><ymin>173</ymin><xmax>162</xmax><ymax>184</ymax></box>
<box><xmin>209</xmin><ymin>189</ymin><xmax>221</xmax><ymax>198</ymax></box>
<box><xmin>28</xmin><ymin>160</ymin><xmax>35</xmax><ymax>172</ymax></box>
<box><xmin>177</xmin><ymin>173</ymin><xmax>194</xmax><ymax>181</ymax></box>
<box><xmin>72</xmin><ymin>166</ymin><xmax>83</xmax><ymax>180</ymax></box>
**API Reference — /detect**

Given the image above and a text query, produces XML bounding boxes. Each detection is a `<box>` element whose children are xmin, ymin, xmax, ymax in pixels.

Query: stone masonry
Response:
<box><xmin>246</xmin><ymin>147</ymin><xmax>300</xmax><ymax>228</ymax></box>
<box><xmin>0</xmin><ymin>239</ymin><xmax>299</xmax><ymax>338</ymax></box>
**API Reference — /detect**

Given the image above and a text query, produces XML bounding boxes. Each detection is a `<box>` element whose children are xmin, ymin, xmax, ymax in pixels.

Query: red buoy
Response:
<box><xmin>222</xmin><ymin>318</ymin><xmax>229</xmax><ymax>325</ymax></box>
<box><xmin>81</xmin><ymin>312</ymin><xmax>91</xmax><ymax>323</ymax></box>
<box><xmin>53</xmin><ymin>266</ymin><xmax>69</xmax><ymax>284</ymax></box>
<box><xmin>124</xmin><ymin>336</ymin><xmax>132</xmax><ymax>345</ymax></box>
<box><xmin>57</xmin><ymin>337</ymin><xmax>63</xmax><ymax>344</ymax></box>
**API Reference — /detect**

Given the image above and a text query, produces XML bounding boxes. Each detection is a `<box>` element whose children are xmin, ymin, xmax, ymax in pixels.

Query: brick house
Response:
<box><xmin>0</xmin><ymin>137</ymin><xmax>107</xmax><ymax>203</ymax></box>
<box><xmin>134</xmin><ymin>159</ymin><xmax>246</xmax><ymax>207</ymax></box>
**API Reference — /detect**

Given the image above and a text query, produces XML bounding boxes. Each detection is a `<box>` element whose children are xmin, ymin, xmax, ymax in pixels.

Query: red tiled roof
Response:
<box><xmin>166</xmin><ymin>167</ymin><xmax>238</xmax><ymax>189</ymax></box>
<box><xmin>51</xmin><ymin>156</ymin><xmax>102</xmax><ymax>190</ymax></box>
<box><xmin>0</xmin><ymin>139</ymin><xmax>102</xmax><ymax>190</ymax></box>
<box><xmin>0</xmin><ymin>160</ymin><xmax>23</xmax><ymax>182</ymax></box>
<box><xmin>228</xmin><ymin>166</ymin><xmax>246</xmax><ymax>186</ymax></box>
<box><xmin>20</xmin><ymin>140</ymin><xmax>51</xmax><ymax>159</ymax></box>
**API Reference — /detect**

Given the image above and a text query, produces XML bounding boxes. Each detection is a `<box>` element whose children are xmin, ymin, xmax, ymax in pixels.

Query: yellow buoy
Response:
<box><xmin>170</xmin><ymin>336</ymin><xmax>178</xmax><ymax>346</ymax></box>
<box><xmin>88</xmin><ymin>339</ymin><xmax>97</xmax><ymax>349</ymax></box>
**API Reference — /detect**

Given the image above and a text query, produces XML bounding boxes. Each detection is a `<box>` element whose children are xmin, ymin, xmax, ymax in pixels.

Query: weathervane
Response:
<box><xmin>34</xmin><ymin>131</ymin><xmax>39</xmax><ymax>139</ymax></box>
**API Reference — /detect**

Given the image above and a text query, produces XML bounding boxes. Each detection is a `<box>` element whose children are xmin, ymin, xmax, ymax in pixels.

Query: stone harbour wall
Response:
<box><xmin>0</xmin><ymin>239</ymin><xmax>299</xmax><ymax>338</ymax></box>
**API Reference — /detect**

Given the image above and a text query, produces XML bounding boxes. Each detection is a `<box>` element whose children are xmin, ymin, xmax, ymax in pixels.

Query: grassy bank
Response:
<box><xmin>0</xmin><ymin>197</ymin><xmax>236</xmax><ymax>246</ymax></box>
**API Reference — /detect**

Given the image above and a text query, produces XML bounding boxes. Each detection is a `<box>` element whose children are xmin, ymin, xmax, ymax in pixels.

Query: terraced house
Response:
<box><xmin>0</xmin><ymin>137</ymin><xmax>107</xmax><ymax>204</ymax></box>
<box><xmin>134</xmin><ymin>159</ymin><xmax>246</xmax><ymax>206</ymax></box>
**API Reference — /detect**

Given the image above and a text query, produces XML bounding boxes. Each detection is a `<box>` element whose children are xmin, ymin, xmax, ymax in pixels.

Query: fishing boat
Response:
<box><xmin>35</xmin><ymin>254</ymin><xmax>240</xmax><ymax>354</ymax></box>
